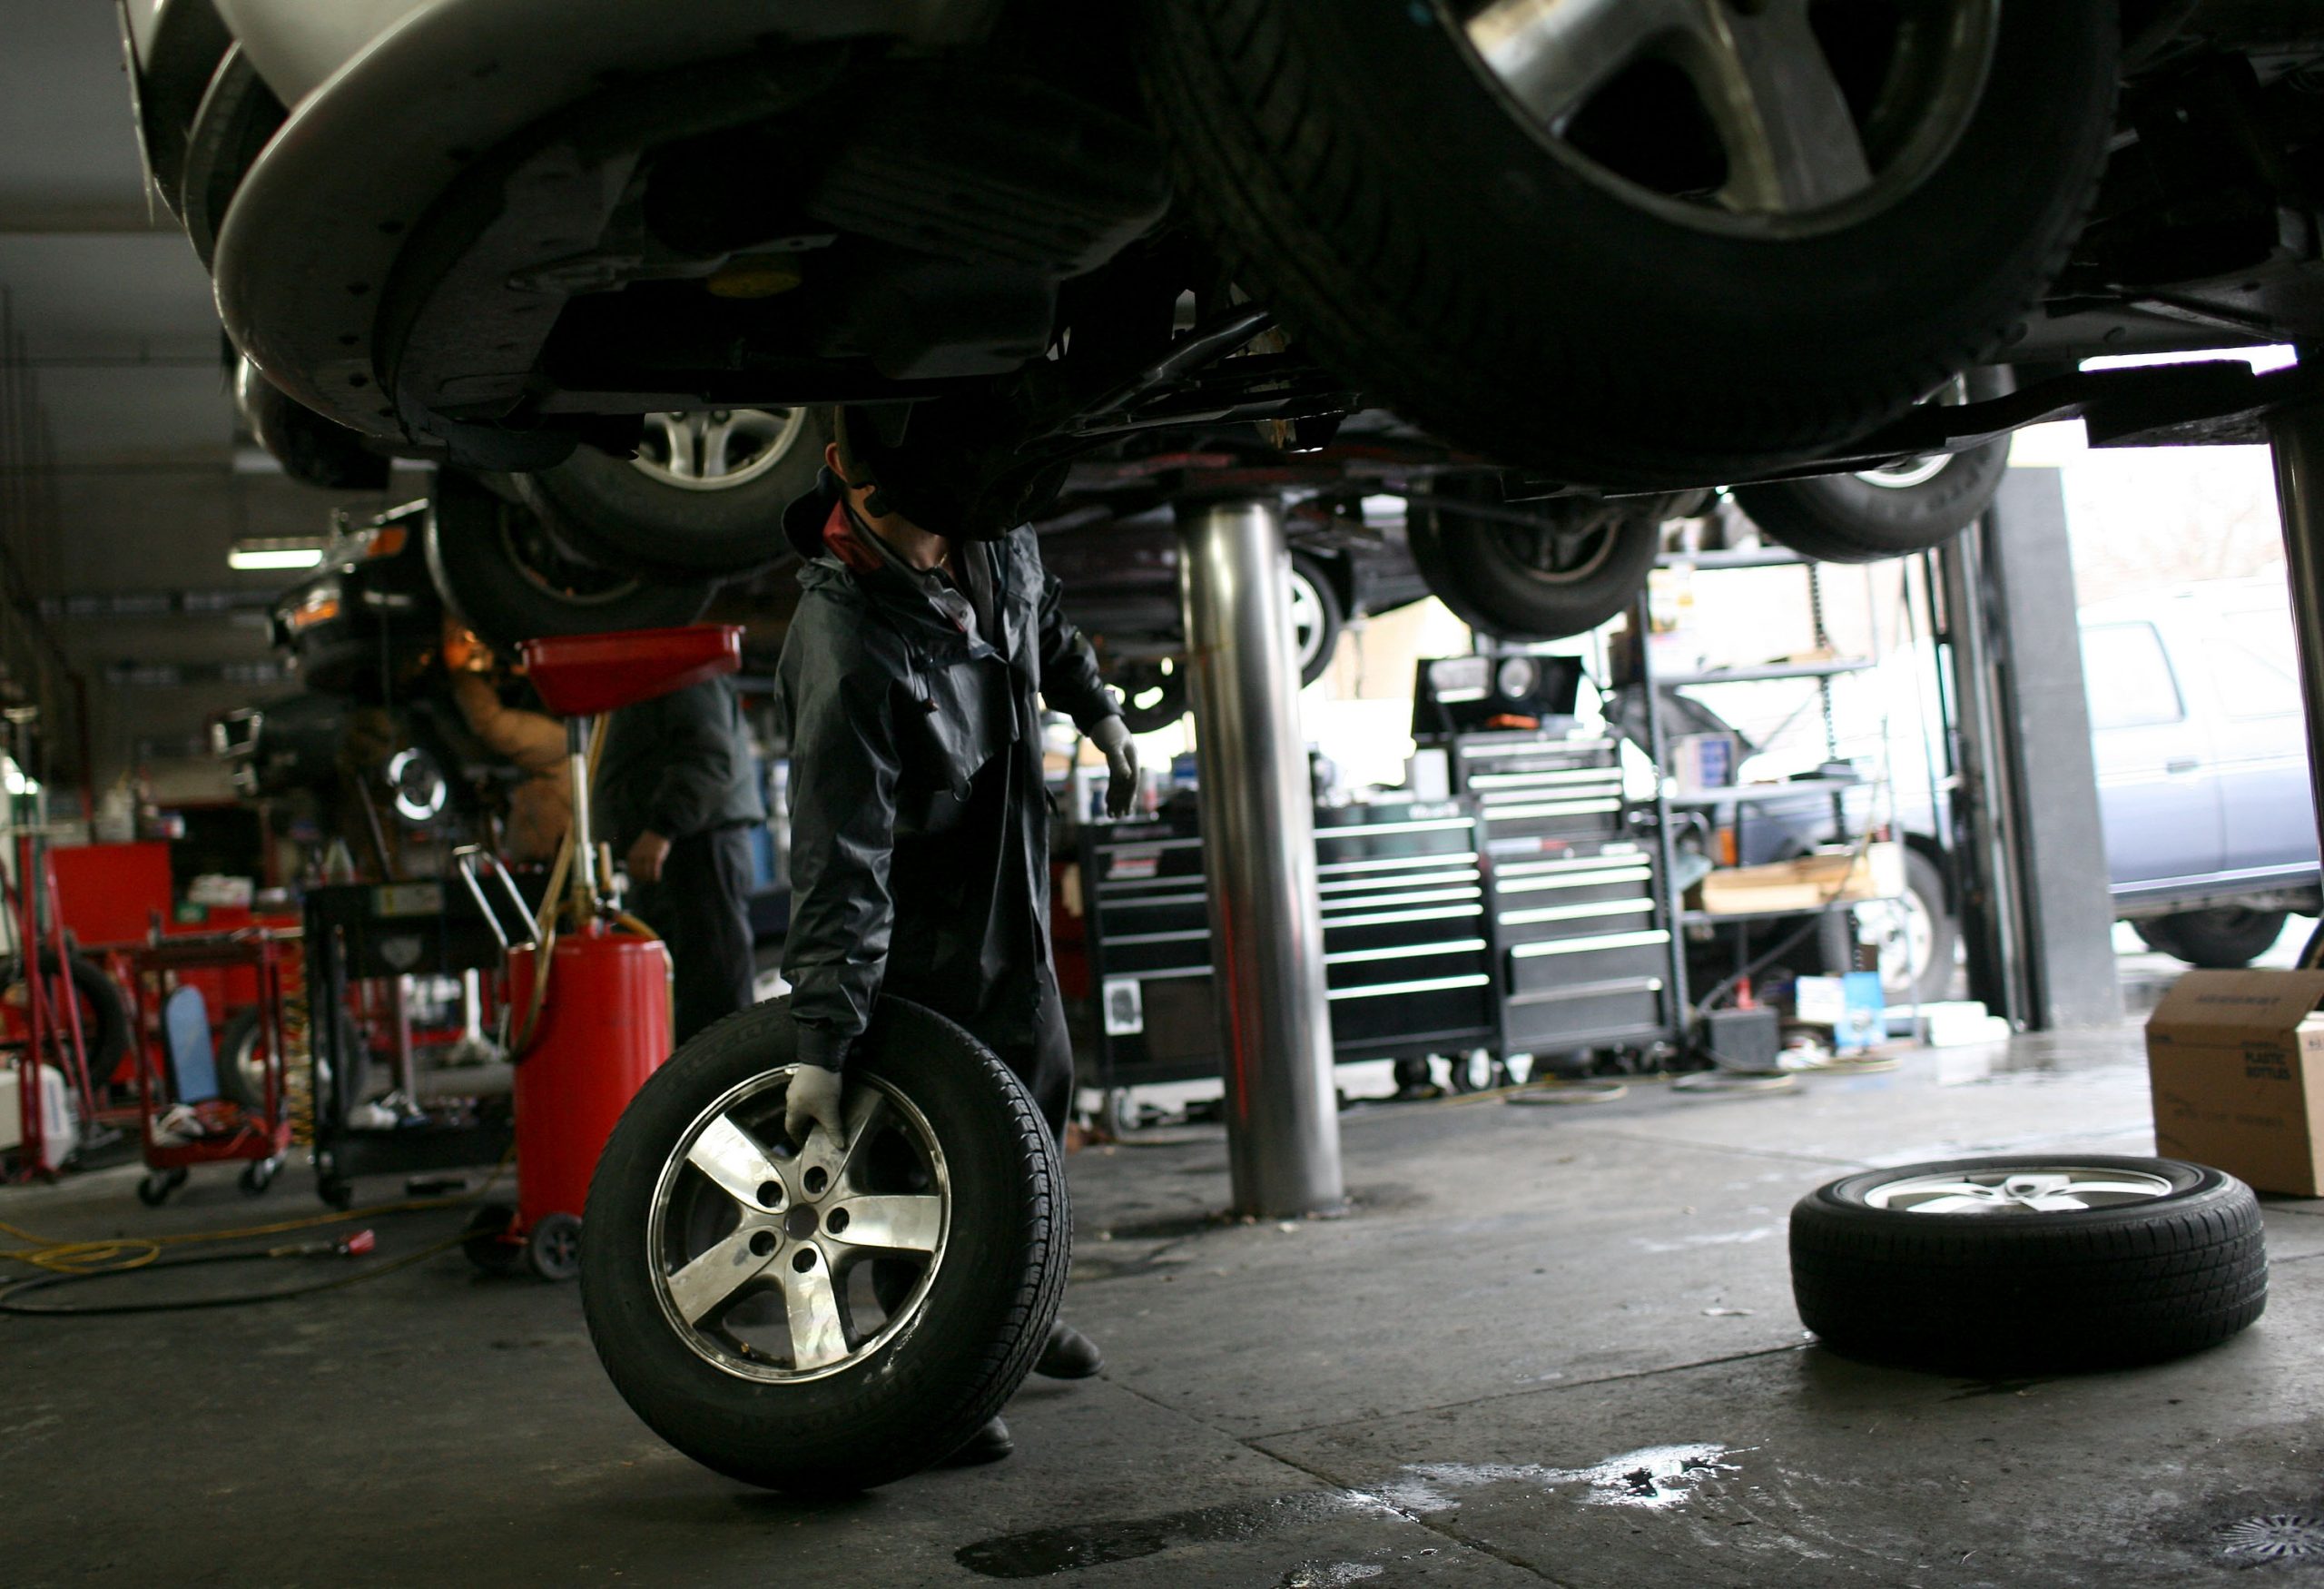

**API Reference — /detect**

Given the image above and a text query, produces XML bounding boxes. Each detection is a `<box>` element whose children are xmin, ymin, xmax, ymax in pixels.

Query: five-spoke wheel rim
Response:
<box><xmin>631</xmin><ymin>409</ymin><xmax>807</xmax><ymax>492</ymax></box>
<box><xmin>1449</xmin><ymin>0</ymin><xmax>2000</xmax><ymax>237</ymax></box>
<box><xmin>646</xmin><ymin>1067</ymin><xmax>951</xmax><ymax>1384</ymax></box>
<box><xmin>1865</xmin><ymin>1166</ymin><xmax>2178</xmax><ymax>1215</ymax></box>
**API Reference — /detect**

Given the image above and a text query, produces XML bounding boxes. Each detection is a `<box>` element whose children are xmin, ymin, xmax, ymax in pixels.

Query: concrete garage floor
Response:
<box><xmin>6</xmin><ymin>1017</ymin><xmax>2324</xmax><ymax>1587</ymax></box>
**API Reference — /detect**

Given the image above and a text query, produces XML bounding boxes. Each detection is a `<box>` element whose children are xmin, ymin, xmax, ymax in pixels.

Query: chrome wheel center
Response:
<box><xmin>646</xmin><ymin>1068</ymin><xmax>950</xmax><ymax>1383</ymax></box>
<box><xmin>1865</xmin><ymin>1166</ymin><xmax>2177</xmax><ymax>1215</ymax></box>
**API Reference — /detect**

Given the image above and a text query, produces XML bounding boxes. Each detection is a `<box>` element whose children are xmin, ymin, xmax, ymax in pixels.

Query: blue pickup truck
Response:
<box><xmin>1683</xmin><ymin>577</ymin><xmax>2319</xmax><ymax>997</ymax></box>
<box><xmin>2079</xmin><ymin>578</ymin><xmax>2320</xmax><ymax>967</ymax></box>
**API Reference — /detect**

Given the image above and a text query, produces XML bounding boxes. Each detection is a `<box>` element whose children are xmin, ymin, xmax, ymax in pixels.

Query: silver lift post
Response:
<box><xmin>2271</xmin><ymin>396</ymin><xmax>2324</xmax><ymax>965</ymax></box>
<box><xmin>1175</xmin><ymin>496</ymin><xmax>1345</xmax><ymax>1217</ymax></box>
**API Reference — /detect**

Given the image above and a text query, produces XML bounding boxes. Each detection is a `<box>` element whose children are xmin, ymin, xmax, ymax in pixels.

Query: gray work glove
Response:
<box><xmin>1091</xmin><ymin>715</ymin><xmax>1140</xmax><ymax>819</ymax></box>
<box><xmin>784</xmin><ymin>1063</ymin><xmax>845</xmax><ymax>1148</ymax></box>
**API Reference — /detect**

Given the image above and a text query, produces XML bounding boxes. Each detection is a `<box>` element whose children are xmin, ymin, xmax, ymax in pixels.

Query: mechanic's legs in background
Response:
<box><xmin>631</xmin><ymin>824</ymin><xmax>756</xmax><ymax>1046</ymax></box>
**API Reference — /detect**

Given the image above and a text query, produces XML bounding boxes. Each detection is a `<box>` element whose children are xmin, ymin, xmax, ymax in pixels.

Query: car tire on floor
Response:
<box><xmin>580</xmin><ymin>996</ymin><xmax>1068</xmax><ymax>1494</ymax></box>
<box><xmin>2</xmin><ymin>952</ymin><xmax>130</xmax><ymax>1094</ymax></box>
<box><xmin>1790</xmin><ymin>1155</ymin><xmax>2267</xmax><ymax>1377</ymax></box>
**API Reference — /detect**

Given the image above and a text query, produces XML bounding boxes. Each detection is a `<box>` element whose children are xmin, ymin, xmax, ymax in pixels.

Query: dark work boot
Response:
<box><xmin>1035</xmin><ymin>1320</ymin><xmax>1104</xmax><ymax>1379</ymax></box>
<box><xmin>939</xmin><ymin>1416</ymin><xmax>1013</xmax><ymax>1466</ymax></box>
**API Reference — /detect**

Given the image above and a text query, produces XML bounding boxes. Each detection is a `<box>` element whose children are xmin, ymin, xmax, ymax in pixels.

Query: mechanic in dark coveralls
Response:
<box><xmin>773</xmin><ymin>402</ymin><xmax>1138</xmax><ymax>1466</ymax></box>
<box><xmin>594</xmin><ymin>675</ymin><xmax>766</xmax><ymax>1045</ymax></box>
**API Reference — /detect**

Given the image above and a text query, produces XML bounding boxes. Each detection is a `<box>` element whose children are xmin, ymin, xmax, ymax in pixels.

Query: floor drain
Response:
<box><xmin>2216</xmin><ymin>1515</ymin><xmax>2324</xmax><ymax>1560</ymax></box>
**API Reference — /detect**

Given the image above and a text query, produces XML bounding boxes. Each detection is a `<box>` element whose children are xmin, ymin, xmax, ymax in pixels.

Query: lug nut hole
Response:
<box><xmin>792</xmin><ymin>1248</ymin><xmax>816</xmax><ymax>1273</ymax></box>
<box><xmin>749</xmin><ymin>1230</ymin><xmax>776</xmax><ymax>1258</ymax></box>
<box><xmin>756</xmin><ymin>1180</ymin><xmax>783</xmax><ymax>1207</ymax></box>
<box><xmin>803</xmin><ymin>1167</ymin><xmax>829</xmax><ymax>1196</ymax></box>
<box><xmin>827</xmin><ymin>1209</ymin><xmax>851</xmax><ymax>1235</ymax></box>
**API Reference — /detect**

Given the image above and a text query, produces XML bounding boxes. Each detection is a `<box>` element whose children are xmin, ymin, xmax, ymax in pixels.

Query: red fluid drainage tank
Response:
<box><xmin>509</xmin><ymin>925</ymin><xmax>671</xmax><ymax>1230</ymax></box>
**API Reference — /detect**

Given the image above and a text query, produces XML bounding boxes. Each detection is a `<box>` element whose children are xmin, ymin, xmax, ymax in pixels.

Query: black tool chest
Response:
<box><xmin>1449</xmin><ymin>732</ymin><xmax>1679</xmax><ymax>1058</ymax></box>
<box><xmin>1078</xmin><ymin>736</ymin><xmax>1681</xmax><ymax>1089</ymax></box>
<box><xmin>1080</xmin><ymin>798</ymin><xmax>1499</xmax><ymax>1088</ymax></box>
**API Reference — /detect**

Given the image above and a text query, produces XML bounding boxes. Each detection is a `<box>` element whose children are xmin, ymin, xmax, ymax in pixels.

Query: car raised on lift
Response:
<box><xmin>124</xmin><ymin>0</ymin><xmax>2324</xmax><ymax>640</ymax></box>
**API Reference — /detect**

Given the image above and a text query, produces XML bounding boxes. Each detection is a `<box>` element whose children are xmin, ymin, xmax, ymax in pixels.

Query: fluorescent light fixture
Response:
<box><xmin>228</xmin><ymin>537</ymin><xmax>328</xmax><ymax>571</ymax></box>
<box><xmin>2082</xmin><ymin>345</ymin><xmax>2297</xmax><ymax>374</ymax></box>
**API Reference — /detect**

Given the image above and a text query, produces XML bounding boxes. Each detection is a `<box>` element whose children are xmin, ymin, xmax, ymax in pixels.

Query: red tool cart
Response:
<box><xmin>125</xmin><ymin>927</ymin><xmax>295</xmax><ymax>1204</ymax></box>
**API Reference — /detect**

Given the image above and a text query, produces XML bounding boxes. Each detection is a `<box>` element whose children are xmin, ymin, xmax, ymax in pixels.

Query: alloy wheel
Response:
<box><xmin>1862</xmin><ymin>1165</ymin><xmax>2179</xmax><ymax>1214</ymax></box>
<box><xmin>1452</xmin><ymin>0</ymin><xmax>2000</xmax><ymax>235</ymax></box>
<box><xmin>646</xmin><ymin>1068</ymin><xmax>950</xmax><ymax>1384</ymax></box>
<box><xmin>631</xmin><ymin>410</ymin><xmax>807</xmax><ymax>492</ymax></box>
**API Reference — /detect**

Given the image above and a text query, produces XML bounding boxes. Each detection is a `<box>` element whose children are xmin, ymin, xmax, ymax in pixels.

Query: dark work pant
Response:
<box><xmin>890</xmin><ymin>952</ymin><xmax>1075</xmax><ymax>1145</ymax></box>
<box><xmin>631</xmin><ymin>824</ymin><xmax>756</xmax><ymax>1047</ymax></box>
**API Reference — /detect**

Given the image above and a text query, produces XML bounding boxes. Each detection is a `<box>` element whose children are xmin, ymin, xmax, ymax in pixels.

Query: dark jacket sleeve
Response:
<box><xmin>641</xmin><ymin>682</ymin><xmax>740</xmax><ymax>840</ymax></box>
<box><xmin>779</xmin><ymin>657</ymin><xmax>901</xmax><ymax>1071</ymax></box>
<box><xmin>1033</xmin><ymin>546</ymin><xmax>1120</xmax><ymax>733</ymax></box>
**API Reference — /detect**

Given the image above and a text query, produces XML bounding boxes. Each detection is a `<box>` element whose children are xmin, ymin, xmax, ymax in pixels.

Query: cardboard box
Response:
<box><xmin>2144</xmin><ymin>968</ymin><xmax>2324</xmax><ymax>1196</ymax></box>
<box><xmin>1689</xmin><ymin>842</ymin><xmax>1905</xmax><ymax>916</ymax></box>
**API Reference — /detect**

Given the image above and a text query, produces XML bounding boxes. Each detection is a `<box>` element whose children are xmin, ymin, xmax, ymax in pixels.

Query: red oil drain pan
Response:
<box><xmin>517</xmin><ymin>625</ymin><xmax>743</xmax><ymax>716</ymax></box>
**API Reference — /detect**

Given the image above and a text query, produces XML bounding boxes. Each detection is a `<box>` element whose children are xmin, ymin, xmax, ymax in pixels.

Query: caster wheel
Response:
<box><xmin>463</xmin><ymin>1202</ymin><xmax>525</xmax><ymax>1278</ymax></box>
<box><xmin>526</xmin><ymin>1211</ymin><xmax>584</xmax><ymax>1282</ymax></box>
<box><xmin>1391</xmin><ymin>1057</ymin><xmax>1440</xmax><ymax>1101</ymax></box>
<box><xmin>239</xmin><ymin>1158</ymin><xmax>278</xmax><ymax>1197</ymax></box>
<box><xmin>136</xmin><ymin>1168</ymin><xmax>186</xmax><ymax>1207</ymax></box>
<box><xmin>1446</xmin><ymin>1052</ymin><xmax>1507</xmax><ymax>1094</ymax></box>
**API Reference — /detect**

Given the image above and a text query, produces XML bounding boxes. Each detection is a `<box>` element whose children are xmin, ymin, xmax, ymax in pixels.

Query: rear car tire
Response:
<box><xmin>1791</xmin><ymin>1155</ymin><xmax>2267</xmax><ymax>1377</ymax></box>
<box><xmin>2135</xmin><ymin>906</ymin><xmax>2290</xmax><ymax>970</ymax></box>
<box><xmin>1859</xmin><ymin>846</ymin><xmax>1957</xmax><ymax>1005</ymax></box>
<box><xmin>1287</xmin><ymin>553</ymin><xmax>1344</xmax><ymax>687</ymax></box>
<box><xmin>1406</xmin><ymin>485</ymin><xmax>1669</xmax><ymax>641</ymax></box>
<box><xmin>1141</xmin><ymin>0</ymin><xmax>2117</xmax><ymax>485</ymax></box>
<box><xmin>1112</xmin><ymin>658</ymin><xmax>1191</xmax><ymax>735</ymax></box>
<box><xmin>581</xmin><ymin>997</ymin><xmax>1069</xmax><ymax>1494</ymax></box>
<box><xmin>235</xmin><ymin>360</ymin><xmax>390</xmax><ymax>492</ymax></box>
<box><xmin>514</xmin><ymin>409</ymin><xmax>828</xmax><ymax>580</ymax></box>
<box><xmin>426</xmin><ymin>471</ymin><xmax>715</xmax><ymax>650</ymax></box>
<box><xmin>1731</xmin><ymin>370</ymin><xmax>2014</xmax><ymax>563</ymax></box>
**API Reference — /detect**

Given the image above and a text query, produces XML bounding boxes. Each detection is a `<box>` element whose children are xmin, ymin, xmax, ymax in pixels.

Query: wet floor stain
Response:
<box><xmin>1276</xmin><ymin>1562</ymin><xmax>1385</xmax><ymax>1586</ymax></box>
<box><xmin>955</xmin><ymin>1492</ymin><xmax>1366</xmax><ymax>1577</ymax></box>
<box><xmin>957</xmin><ymin>1443</ymin><xmax>1745</xmax><ymax>1576</ymax></box>
<box><xmin>1379</xmin><ymin>1444</ymin><xmax>1743</xmax><ymax>1513</ymax></box>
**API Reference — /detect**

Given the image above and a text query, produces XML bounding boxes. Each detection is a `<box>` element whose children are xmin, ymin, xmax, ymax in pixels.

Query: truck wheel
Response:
<box><xmin>1791</xmin><ymin>1155</ymin><xmax>2266</xmax><ymax>1377</ymax></box>
<box><xmin>1731</xmin><ymin>369</ymin><xmax>2014</xmax><ymax>563</ymax></box>
<box><xmin>580</xmin><ymin>997</ymin><xmax>1068</xmax><ymax>1494</ymax></box>
<box><xmin>1406</xmin><ymin>485</ymin><xmax>1672</xmax><ymax>641</ymax></box>
<box><xmin>1857</xmin><ymin>847</ymin><xmax>1957</xmax><ymax>1004</ymax></box>
<box><xmin>1141</xmin><ymin>0</ymin><xmax>2116</xmax><ymax>485</ymax></box>
<box><xmin>2136</xmin><ymin>907</ymin><xmax>2290</xmax><ymax>970</ymax></box>
<box><xmin>514</xmin><ymin>408</ymin><xmax>828</xmax><ymax>580</ymax></box>
<box><xmin>426</xmin><ymin>470</ymin><xmax>714</xmax><ymax>650</ymax></box>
